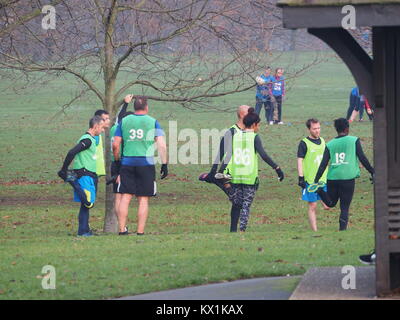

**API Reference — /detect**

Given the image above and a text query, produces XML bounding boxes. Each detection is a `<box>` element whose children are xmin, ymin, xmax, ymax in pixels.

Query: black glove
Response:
<box><xmin>275</xmin><ymin>167</ymin><xmax>284</xmax><ymax>182</ymax></box>
<box><xmin>112</xmin><ymin>160</ymin><xmax>121</xmax><ymax>175</ymax></box>
<box><xmin>106</xmin><ymin>175</ymin><xmax>118</xmax><ymax>185</ymax></box>
<box><xmin>160</xmin><ymin>164</ymin><xmax>168</xmax><ymax>179</ymax></box>
<box><xmin>370</xmin><ymin>173</ymin><xmax>374</xmax><ymax>184</ymax></box>
<box><xmin>58</xmin><ymin>170</ymin><xmax>67</xmax><ymax>181</ymax></box>
<box><xmin>298</xmin><ymin>176</ymin><xmax>306</xmax><ymax>189</ymax></box>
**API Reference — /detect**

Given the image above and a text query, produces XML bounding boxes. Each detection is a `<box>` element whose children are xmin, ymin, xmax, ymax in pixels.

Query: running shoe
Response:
<box><xmin>119</xmin><ymin>227</ymin><xmax>131</xmax><ymax>236</ymax></box>
<box><xmin>77</xmin><ymin>232</ymin><xmax>94</xmax><ymax>237</ymax></box>
<box><xmin>359</xmin><ymin>250</ymin><xmax>376</xmax><ymax>265</ymax></box>
<box><xmin>214</xmin><ymin>173</ymin><xmax>232</xmax><ymax>181</ymax></box>
<box><xmin>307</xmin><ymin>181</ymin><xmax>326</xmax><ymax>193</ymax></box>
<box><xmin>198</xmin><ymin>172</ymin><xmax>209</xmax><ymax>181</ymax></box>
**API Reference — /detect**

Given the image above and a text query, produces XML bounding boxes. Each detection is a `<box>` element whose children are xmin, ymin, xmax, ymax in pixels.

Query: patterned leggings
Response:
<box><xmin>228</xmin><ymin>183</ymin><xmax>258</xmax><ymax>231</ymax></box>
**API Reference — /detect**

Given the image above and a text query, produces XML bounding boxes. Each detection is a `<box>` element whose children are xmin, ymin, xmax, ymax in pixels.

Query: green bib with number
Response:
<box><xmin>121</xmin><ymin>114</ymin><xmax>156</xmax><ymax>157</ymax></box>
<box><xmin>95</xmin><ymin>134</ymin><xmax>106</xmax><ymax>176</ymax></box>
<box><xmin>327</xmin><ymin>135</ymin><xmax>360</xmax><ymax>180</ymax></box>
<box><xmin>303</xmin><ymin>137</ymin><xmax>327</xmax><ymax>184</ymax></box>
<box><xmin>73</xmin><ymin>133</ymin><xmax>97</xmax><ymax>173</ymax></box>
<box><xmin>223</xmin><ymin>124</ymin><xmax>240</xmax><ymax>175</ymax></box>
<box><xmin>230</xmin><ymin>131</ymin><xmax>258</xmax><ymax>185</ymax></box>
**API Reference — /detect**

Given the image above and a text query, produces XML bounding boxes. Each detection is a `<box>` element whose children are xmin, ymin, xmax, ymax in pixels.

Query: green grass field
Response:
<box><xmin>0</xmin><ymin>52</ymin><xmax>375</xmax><ymax>299</ymax></box>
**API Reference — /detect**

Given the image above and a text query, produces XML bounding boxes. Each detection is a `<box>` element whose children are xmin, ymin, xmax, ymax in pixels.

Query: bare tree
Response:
<box><xmin>0</xmin><ymin>0</ymin><xmax>323</xmax><ymax>232</ymax></box>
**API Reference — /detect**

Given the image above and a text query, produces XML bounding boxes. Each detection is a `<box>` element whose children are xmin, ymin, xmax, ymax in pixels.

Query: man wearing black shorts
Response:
<box><xmin>109</xmin><ymin>95</ymin><xmax>134</xmax><ymax>217</ymax></box>
<box><xmin>112</xmin><ymin>97</ymin><xmax>168</xmax><ymax>235</ymax></box>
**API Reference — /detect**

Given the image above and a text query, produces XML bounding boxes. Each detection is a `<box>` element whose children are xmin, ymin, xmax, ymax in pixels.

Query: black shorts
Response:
<box><xmin>117</xmin><ymin>165</ymin><xmax>156</xmax><ymax>196</ymax></box>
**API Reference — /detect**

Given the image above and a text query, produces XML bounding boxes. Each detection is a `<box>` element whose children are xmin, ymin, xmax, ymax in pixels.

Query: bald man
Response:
<box><xmin>203</xmin><ymin>105</ymin><xmax>250</xmax><ymax>195</ymax></box>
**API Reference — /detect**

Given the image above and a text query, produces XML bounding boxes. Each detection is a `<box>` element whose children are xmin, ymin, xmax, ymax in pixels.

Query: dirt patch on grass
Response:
<box><xmin>0</xmin><ymin>179</ymin><xmax>62</xmax><ymax>186</ymax></box>
<box><xmin>0</xmin><ymin>196</ymin><xmax>71</xmax><ymax>206</ymax></box>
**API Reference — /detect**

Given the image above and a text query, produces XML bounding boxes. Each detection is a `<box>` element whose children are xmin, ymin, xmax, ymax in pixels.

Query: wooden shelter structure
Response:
<box><xmin>278</xmin><ymin>0</ymin><xmax>400</xmax><ymax>296</ymax></box>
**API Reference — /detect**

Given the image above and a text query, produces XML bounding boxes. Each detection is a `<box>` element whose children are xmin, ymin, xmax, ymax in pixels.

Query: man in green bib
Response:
<box><xmin>108</xmin><ymin>95</ymin><xmax>134</xmax><ymax>223</ymax></box>
<box><xmin>202</xmin><ymin>105</ymin><xmax>250</xmax><ymax>192</ymax></box>
<box><xmin>57</xmin><ymin>116</ymin><xmax>104</xmax><ymax>236</ymax></box>
<box><xmin>297</xmin><ymin>118</ymin><xmax>329</xmax><ymax>231</ymax></box>
<box><xmin>112</xmin><ymin>96</ymin><xmax>168</xmax><ymax>235</ymax></box>
<box><xmin>313</xmin><ymin>118</ymin><xmax>374</xmax><ymax>231</ymax></box>
<box><xmin>93</xmin><ymin>110</ymin><xmax>110</xmax><ymax>178</ymax></box>
<box><xmin>95</xmin><ymin>95</ymin><xmax>134</xmax><ymax>183</ymax></box>
<box><xmin>224</xmin><ymin>108</ymin><xmax>284</xmax><ymax>232</ymax></box>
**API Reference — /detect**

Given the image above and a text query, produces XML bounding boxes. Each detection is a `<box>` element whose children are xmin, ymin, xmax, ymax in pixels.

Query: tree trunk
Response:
<box><xmin>102</xmin><ymin>77</ymin><xmax>119</xmax><ymax>233</ymax></box>
<box><xmin>103</xmin><ymin>125</ymin><xmax>118</xmax><ymax>233</ymax></box>
<box><xmin>102</xmin><ymin>3</ymin><xmax>118</xmax><ymax>233</ymax></box>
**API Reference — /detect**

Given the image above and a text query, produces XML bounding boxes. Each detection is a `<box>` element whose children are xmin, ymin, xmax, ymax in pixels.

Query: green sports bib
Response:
<box><xmin>121</xmin><ymin>114</ymin><xmax>156</xmax><ymax>157</ymax></box>
<box><xmin>327</xmin><ymin>135</ymin><xmax>360</xmax><ymax>180</ymax></box>
<box><xmin>95</xmin><ymin>134</ymin><xmax>106</xmax><ymax>176</ymax></box>
<box><xmin>230</xmin><ymin>131</ymin><xmax>258</xmax><ymax>185</ymax></box>
<box><xmin>73</xmin><ymin>133</ymin><xmax>97</xmax><ymax>173</ymax></box>
<box><xmin>223</xmin><ymin>124</ymin><xmax>240</xmax><ymax>175</ymax></box>
<box><xmin>302</xmin><ymin>137</ymin><xmax>327</xmax><ymax>184</ymax></box>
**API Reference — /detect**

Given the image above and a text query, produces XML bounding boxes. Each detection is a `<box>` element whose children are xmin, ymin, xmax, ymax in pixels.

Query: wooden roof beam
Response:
<box><xmin>308</xmin><ymin>28</ymin><xmax>372</xmax><ymax>101</ymax></box>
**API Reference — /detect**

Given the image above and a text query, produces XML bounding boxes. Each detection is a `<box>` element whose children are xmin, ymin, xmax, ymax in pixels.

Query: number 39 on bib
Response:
<box><xmin>129</xmin><ymin>129</ymin><xmax>144</xmax><ymax>140</ymax></box>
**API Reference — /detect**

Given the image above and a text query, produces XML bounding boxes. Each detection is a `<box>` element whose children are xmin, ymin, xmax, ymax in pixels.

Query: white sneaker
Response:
<box><xmin>278</xmin><ymin>121</ymin><xmax>284</xmax><ymax>125</ymax></box>
<box><xmin>269</xmin><ymin>121</ymin><xmax>274</xmax><ymax>125</ymax></box>
<box><xmin>214</xmin><ymin>173</ymin><xmax>232</xmax><ymax>181</ymax></box>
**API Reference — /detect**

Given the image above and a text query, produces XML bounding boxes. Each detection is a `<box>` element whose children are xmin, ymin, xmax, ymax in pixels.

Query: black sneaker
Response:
<box><xmin>119</xmin><ymin>227</ymin><xmax>130</xmax><ymax>236</ymax></box>
<box><xmin>359</xmin><ymin>251</ymin><xmax>376</xmax><ymax>265</ymax></box>
<box><xmin>137</xmin><ymin>232</ymin><xmax>145</xmax><ymax>236</ymax></box>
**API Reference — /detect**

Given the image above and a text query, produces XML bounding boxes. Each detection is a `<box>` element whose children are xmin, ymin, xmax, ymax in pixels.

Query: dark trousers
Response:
<box><xmin>255</xmin><ymin>97</ymin><xmax>274</xmax><ymax>123</ymax></box>
<box><xmin>274</xmin><ymin>95</ymin><xmax>282</xmax><ymax>122</ymax></box>
<box><xmin>229</xmin><ymin>184</ymin><xmax>258</xmax><ymax>232</ymax></box>
<box><xmin>209</xmin><ymin>179</ymin><xmax>238</xmax><ymax>231</ymax></box>
<box><xmin>78</xmin><ymin>204</ymin><xmax>90</xmax><ymax>235</ymax></box>
<box><xmin>317</xmin><ymin>179</ymin><xmax>355</xmax><ymax>230</ymax></box>
<box><xmin>346</xmin><ymin>105</ymin><xmax>354</xmax><ymax>120</ymax></box>
<box><xmin>68</xmin><ymin>179</ymin><xmax>93</xmax><ymax>235</ymax></box>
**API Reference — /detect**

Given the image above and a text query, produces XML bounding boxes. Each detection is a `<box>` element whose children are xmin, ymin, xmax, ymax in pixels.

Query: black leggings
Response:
<box><xmin>317</xmin><ymin>179</ymin><xmax>355</xmax><ymax>231</ymax></box>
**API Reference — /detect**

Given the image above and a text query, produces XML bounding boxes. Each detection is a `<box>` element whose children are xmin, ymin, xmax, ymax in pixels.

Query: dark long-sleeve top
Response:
<box><xmin>116</xmin><ymin>102</ymin><xmax>129</xmax><ymax>124</ymax></box>
<box><xmin>314</xmin><ymin>135</ymin><xmax>374</xmax><ymax>182</ymax></box>
<box><xmin>211</xmin><ymin>126</ymin><xmax>278</xmax><ymax>173</ymax></box>
<box><xmin>61</xmin><ymin>134</ymin><xmax>93</xmax><ymax>171</ymax></box>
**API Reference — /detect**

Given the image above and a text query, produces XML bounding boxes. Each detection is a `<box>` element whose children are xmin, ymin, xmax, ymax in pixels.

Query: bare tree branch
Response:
<box><xmin>0</xmin><ymin>0</ymin><xmax>65</xmax><ymax>38</ymax></box>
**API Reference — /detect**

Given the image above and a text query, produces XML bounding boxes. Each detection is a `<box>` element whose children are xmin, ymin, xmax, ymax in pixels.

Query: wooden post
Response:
<box><xmin>373</xmin><ymin>26</ymin><xmax>400</xmax><ymax>297</ymax></box>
